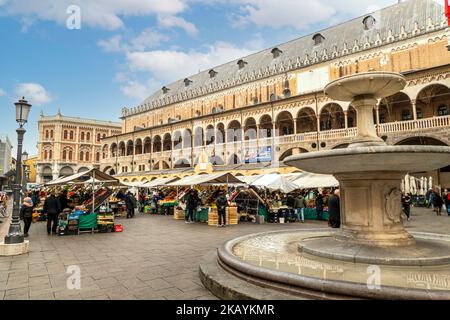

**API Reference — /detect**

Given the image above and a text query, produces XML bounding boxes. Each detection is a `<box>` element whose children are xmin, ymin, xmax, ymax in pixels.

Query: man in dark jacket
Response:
<box><xmin>186</xmin><ymin>190</ymin><xmax>199</xmax><ymax>223</ymax></box>
<box><xmin>315</xmin><ymin>191</ymin><xmax>324</xmax><ymax>221</ymax></box>
<box><xmin>215</xmin><ymin>192</ymin><xmax>228</xmax><ymax>227</ymax></box>
<box><xmin>58</xmin><ymin>191</ymin><xmax>69</xmax><ymax>211</ymax></box>
<box><xmin>43</xmin><ymin>193</ymin><xmax>61</xmax><ymax>235</ymax></box>
<box><xmin>125</xmin><ymin>192</ymin><xmax>136</xmax><ymax>219</ymax></box>
<box><xmin>328</xmin><ymin>189</ymin><xmax>340</xmax><ymax>228</ymax></box>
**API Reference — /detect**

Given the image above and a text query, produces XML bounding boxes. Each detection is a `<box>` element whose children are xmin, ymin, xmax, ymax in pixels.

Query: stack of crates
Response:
<box><xmin>208</xmin><ymin>207</ymin><xmax>238</xmax><ymax>226</ymax></box>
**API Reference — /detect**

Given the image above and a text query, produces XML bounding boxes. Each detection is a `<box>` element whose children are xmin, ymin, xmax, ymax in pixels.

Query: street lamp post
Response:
<box><xmin>22</xmin><ymin>151</ymin><xmax>29</xmax><ymax>191</ymax></box>
<box><xmin>5</xmin><ymin>98</ymin><xmax>32</xmax><ymax>245</ymax></box>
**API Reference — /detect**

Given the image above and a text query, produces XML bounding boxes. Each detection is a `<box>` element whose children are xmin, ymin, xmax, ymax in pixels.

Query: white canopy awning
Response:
<box><xmin>45</xmin><ymin>168</ymin><xmax>118</xmax><ymax>186</ymax></box>
<box><xmin>292</xmin><ymin>172</ymin><xmax>339</xmax><ymax>189</ymax></box>
<box><xmin>168</xmin><ymin>173</ymin><xmax>242</xmax><ymax>186</ymax></box>
<box><xmin>250</xmin><ymin>174</ymin><xmax>299</xmax><ymax>193</ymax></box>
<box><xmin>121</xmin><ymin>181</ymin><xmax>149</xmax><ymax>188</ymax></box>
<box><xmin>144</xmin><ymin>177</ymin><xmax>179</xmax><ymax>188</ymax></box>
<box><xmin>237</xmin><ymin>175</ymin><xmax>264</xmax><ymax>185</ymax></box>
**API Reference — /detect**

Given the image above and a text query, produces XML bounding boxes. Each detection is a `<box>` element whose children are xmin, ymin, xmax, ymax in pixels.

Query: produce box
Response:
<box><xmin>174</xmin><ymin>209</ymin><xmax>185</xmax><ymax>220</ymax></box>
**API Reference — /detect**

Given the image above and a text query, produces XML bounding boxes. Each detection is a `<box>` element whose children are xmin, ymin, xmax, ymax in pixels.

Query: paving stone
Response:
<box><xmin>0</xmin><ymin>208</ymin><xmax>446</xmax><ymax>300</ymax></box>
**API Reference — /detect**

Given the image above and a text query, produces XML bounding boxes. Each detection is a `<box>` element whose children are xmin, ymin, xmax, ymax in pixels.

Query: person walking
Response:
<box><xmin>294</xmin><ymin>192</ymin><xmax>306</xmax><ymax>223</ymax></box>
<box><xmin>444</xmin><ymin>189</ymin><xmax>450</xmax><ymax>216</ymax></box>
<box><xmin>20</xmin><ymin>197</ymin><xmax>34</xmax><ymax>238</ymax></box>
<box><xmin>328</xmin><ymin>189</ymin><xmax>341</xmax><ymax>228</ymax></box>
<box><xmin>215</xmin><ymin>191</ymin><xmax>228</xmax><ymax>228</ymax></box>
<box><xmin>402</xmin><ymin>193</ymin><xmax>412</xmax><ymax>221</ymax></box>
<box><xmin>125</xmin><ymin>192</ymin><xmax>137</xmax><ymax>219</ymax></box>
<box><xmin>43</xmin><ymin>193</ymin><xmax>61</xmax><ymax>235</ymax></box>
<box><xmin>315</xmin><ymin>190</ymin><xmax>324</xmax><ymax>221</ymax></box>
<box><xmin>433</xmin><ymin>190</ymin><xmax>444</xmax><ymax>216</ymax></box>
<box><xmin>186</xmin><ymin>190</ymin><xmax>199</xmax><ymax>224</ymax></box>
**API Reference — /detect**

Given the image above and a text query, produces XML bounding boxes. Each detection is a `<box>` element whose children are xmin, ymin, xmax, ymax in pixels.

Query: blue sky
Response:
<box><xmin>0</xmin><ymin>0</ymin><xmax>402</xmax><ymax>155</ymax></box>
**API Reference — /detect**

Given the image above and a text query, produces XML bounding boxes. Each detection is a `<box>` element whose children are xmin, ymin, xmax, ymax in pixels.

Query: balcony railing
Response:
<box><xmin>378</xmin><ymin>115</ymin><xmax>450</xmax><ymax>134</ymax></box>
<box><xmin>105</xmin><ymin>115</ymin><xmax>450</xmax><ymax>162</ymax></box>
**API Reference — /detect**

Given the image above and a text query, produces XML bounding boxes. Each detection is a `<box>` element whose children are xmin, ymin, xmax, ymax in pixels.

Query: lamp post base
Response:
<box><xmin>4</xmin><ymin>234</ymin><xmax>25</xmax><ymax>244</ymax></box>
<box><xmin>0</xmin><ymin>240</ymin><xmax>29</xmax><ymax>256</ymax></box>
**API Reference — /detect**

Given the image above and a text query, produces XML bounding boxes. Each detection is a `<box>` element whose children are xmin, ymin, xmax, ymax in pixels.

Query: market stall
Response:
<box><xmin>168</xmin><ymin>173</ymin><xmax>243</xmax><ymax>226</ymax></box>
<box><xmin>43</xmin><ymin>169</ymin><xmax>122</xmax><ymax>235</ymax></box>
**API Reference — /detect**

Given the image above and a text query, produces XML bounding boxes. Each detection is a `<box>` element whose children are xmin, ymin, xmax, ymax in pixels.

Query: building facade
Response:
<box><xmin>0</xmin><ymin>135</ymin><xmax>13</xmax><ymax>190</ymax></box>
<box><xmin>36</xmin><ymin>111</ymin><xmax>121</xmax><ymax>183</ymax></box>
<box><xmin>100</xmin><ymin>0</ymin><xmax>450</xmax><ymax>186</ymax></box>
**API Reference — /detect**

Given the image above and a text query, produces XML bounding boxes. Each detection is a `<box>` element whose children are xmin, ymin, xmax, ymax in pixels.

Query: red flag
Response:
<box><xmin>446</xmin><ymin>0</ymin><xmax>450</xmax><ymax>26</ymax></box>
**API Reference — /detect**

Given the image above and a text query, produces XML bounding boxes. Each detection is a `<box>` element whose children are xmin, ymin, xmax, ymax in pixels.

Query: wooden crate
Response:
<box><xmin>208</xmin><ymin>207</ymin><xmax>238</xmax><ymax>226</ymax></box>
<box><xmin>174</xmin><ymin>209</ymin><xmax>186</xmax><ymax>220</ymax></box>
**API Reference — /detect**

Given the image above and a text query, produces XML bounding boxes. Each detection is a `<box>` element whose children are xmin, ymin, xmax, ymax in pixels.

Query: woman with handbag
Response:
<box><xmin>20</xmin><ymin>197</ymin><xmax>34</xmax><ymax>238</ymax></box>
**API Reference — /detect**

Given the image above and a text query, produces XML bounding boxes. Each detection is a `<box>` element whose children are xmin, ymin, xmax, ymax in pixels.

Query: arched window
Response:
<box><xmin>438</xmin><ymin>105</ymin><xmax>449</xmax><ymax>116</ymax></box>
<box><xmin>81</xmin><ymin>132</ymin><xmax>85</xmax><ymax>141</ymax></box>
<box><xmin>68</xmin><ymin>150</ymin><xmax>72</xmax><ymax>160</ymax></box>
<box><xmin>49</xmin><ymin>150</ymin><xmax>53</xmax><ymax>160</ymax></box>
<box><xmin>86</xmin><ymin>132</ymin><xmax>90</xmax><ymax>141</ymax></box>
<box><xmin>44</xmin><ymin>150</ymin><xmax>48</xmax><ymax>160</ymax></box>
<box><xmin>97</xmin><ymin>133</ymin><xmax>101</xmax><ymax>142</ymax></box>
<box><xmin>103</xmin><ymin>134</ymin><xmax>106</xmax><ymax>139</ymax></box>
<box><xmin>86</xmin><ymin>152</ymin><xmax>90</xmax><ymax>161</ymax></box>
<box><xmin>63</xmin><ymin>150</ymin><xmax>67</xmax><ymax>160</ymax></box>
<box><xmin>96</xmin><ymin>152</ymin><xmax>100</xmax><ymax>162</ymax></box>
<box><xmin>80</xmin><ymin>151</ymin><xmax>84</xmax><ymax>161</ymax></box>
<box><xmin>50</xmin><ymin>130</ymin><xmax>53</xmax><ymax>139</ymax></box>
<box><xmin>45</xmin><ymin>130</ymin><xmax>49</xmax><ymax>139</ymax></box>
<box><xmin>64</xmin><ymin>130</ymin><xmax>68</xmax><ymax>139</ymax></box>
<box><xmin>401</xmin><ymin>109</ymin><xmax>412</xmax><ymax>121</ymax></box>
<box><xmin>70</xmin><ymin>131</ymin><xmax>74</xmax><ymax>140</ymax></box>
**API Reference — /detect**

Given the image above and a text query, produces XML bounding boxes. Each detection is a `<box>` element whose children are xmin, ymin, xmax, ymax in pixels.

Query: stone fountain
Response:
<box><xmin>199</xmin><ymin>72</ymin><xmax>450</xmax><ymax>300</ymax></box>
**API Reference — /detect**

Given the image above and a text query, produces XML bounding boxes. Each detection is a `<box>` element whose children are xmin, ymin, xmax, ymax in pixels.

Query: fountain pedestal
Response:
<box><xmin>335</xmin><ymin>171</ymin><xmax>414</xmax><ymax>246</ymax></box>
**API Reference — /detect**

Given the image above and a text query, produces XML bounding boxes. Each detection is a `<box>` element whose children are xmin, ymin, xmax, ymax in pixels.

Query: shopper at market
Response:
<box><xmin>402</xmin><ymin>193</ymin><xmax>412</xmax><ymax>221</ymax></box>
<box><xmin>294</xmin><ymin>192</ymin><xmax>306</xmax><ymax>223</ymax></box>
<box><xmin>58</xmin><ymin>190</ymin><xmax>69</xmax><ymax>211</ymax></box>
<box><xmin>215</xmin><ymin>191</ymin><xmax>228</xmax><ymax>227</ymax></box>
<box><xmin>125</xmin><ymin>191</ymin><xmax>137</xmax><ymax>219</ymax></box>
<box><xmin>432</xmin><ymin>189</ymin><xmax>444</xmax><ymax>216</ymax></box>
<box><xmin>328</xmin><ymin>189</ymin><xmax>340</xmax><ymax>228</ymax></box>
<box><xmin>186</xmin><ymin>189</ymin><xmax>199</xmax><ymax>223</ymax></box>
<box><xmin>31</xmin><ymin>190</ymin><xmax>40</xmax><ymax>208</ymax></box>
<box><xmin>315</xmin><ymin>190</ymin><xmax>324</xmax><ymax>221</ymax></box>
<box><xmin>444</xmin><ymin>189</ymin><xmax>450</xmax><ymax>216</ymax></box>
<box><xmin>43</xmin><ymin>192</ymin><xmax>61</xmax><ymax>235</ymax></box>
<box><xmin>20</xmin><ymin>197</ymin><xmax>34</xmax><ymax>238</ymax></box>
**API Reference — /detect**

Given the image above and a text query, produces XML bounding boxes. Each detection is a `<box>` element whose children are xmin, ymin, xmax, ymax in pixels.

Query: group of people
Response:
<box><xmin>426</xmin><ymin>188</ymin><xmax>450</xmax><ymax>216</ymax></box>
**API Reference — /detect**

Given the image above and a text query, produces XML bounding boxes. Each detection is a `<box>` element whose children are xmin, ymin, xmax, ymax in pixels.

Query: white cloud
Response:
<box><xmin>126</xmin><ymin>40</ymin><xmax>262</xmax><ymax>83</ymax></box>
<box><xmin>0</xmin><ymin>88</ymin><xmax>6</xmax><ymax>97</ymax></box>
<box><xmin>15</xmin><ymin>83</ymin><xmax>52</xmax><ymax>106</ymax></box>
<box><xmin>98</xmin><ymin>35</ymin><xmax>123</xmax><ymax>52</ymax></box>
<box><xmin>98</xmin><ymin>28</ymin><xmax>171</xmax><ymax>53</ymax></box>
<box><xmin>200</xmin><ymin>0</ymin><xmax>398</xmax><ymax>30</ymax></box>
<box><xmin>157</xmin><ymin>15</ymin><xmax>198</xmax><ymax>36</ymax></box>
<box><xmin>121</xmin><ymin>79</ymin><xmax>160</xmax><ymax>100</ymax></box>
<box><xmin>0</xmin><ymin>0</ymin><xmax>189</xmax><ymax>30</ymax></box>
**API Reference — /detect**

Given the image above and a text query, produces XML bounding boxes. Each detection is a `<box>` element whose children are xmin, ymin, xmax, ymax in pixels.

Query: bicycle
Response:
<box><xmin>0</xmin><ymin>202</ymin><xmax>10</xmax><ymax>218</ymax></box>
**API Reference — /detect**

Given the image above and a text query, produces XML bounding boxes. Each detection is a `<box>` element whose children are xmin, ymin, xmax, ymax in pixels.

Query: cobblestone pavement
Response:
<box><xmin>0</xmin><ymin>206</ymin><xmax>448</xmax><ymax>300</ymax></box>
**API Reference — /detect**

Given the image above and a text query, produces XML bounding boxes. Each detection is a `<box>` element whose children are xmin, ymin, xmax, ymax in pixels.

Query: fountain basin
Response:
<box><xmin>324</xmin><ymin>72</ymin><xmax>407</xmax><ymax>101</ymax></box>
<box><xmin>284</xmin><ymin>145</ymin><xmax>450</xmax><ymax>174</ymax></box>
<box><xmin>199</xmin><ymin>229</ymin><xmax>450</xmax><ymax>300</ymax></box>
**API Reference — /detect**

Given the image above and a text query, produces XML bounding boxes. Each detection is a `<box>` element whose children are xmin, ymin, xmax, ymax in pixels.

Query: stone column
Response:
<box><xmin>351</xmin><ymin>96</ymin><xmax>384</xmax><ymax>146</ymax></box>
<box><xmin>344</xmin><ymin>111</ymin><xmax>348</xmax><ymax>129</ymax></box>
<box><xmin>411</xmin><ymin>99</ymin><xmax>417</xmax><ymax>121</ymax></box>
<box><xmin>293</xmin><ymin>118</ymin><xmax>298</xmax><ymax>134</ymax></box>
